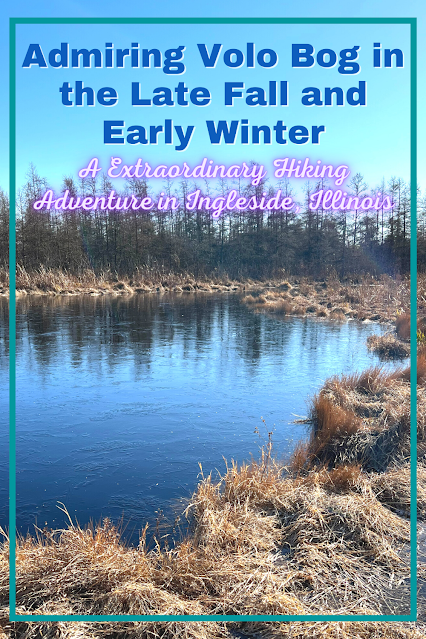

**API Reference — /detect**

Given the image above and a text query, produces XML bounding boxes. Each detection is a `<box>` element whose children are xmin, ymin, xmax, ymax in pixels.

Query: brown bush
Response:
<box><xmin>397</xmin><ymin>351</ymin><xmax>426</xmax><ymax>385</ymax></box>
<box><xmin>395</xmin><ymin>313</ymin><xmax>411</xmax><ymax>340</ymax></box>
<box><xmin>325</xmin><ymin>464</ymin><xmax>363</xmax><ymax>492</ymax></box>
<box><xmin>367</xmin><ymin>334</ymin><xmax>410</xmax><ymax>360</ymax></box>
<box><xmin>272</xmin><ymin>299</ymin><xmax>293</xmax><ymax>314</ymax></box>
<box><xmin>342</xmin><ymin>367</ymin><xmax>396</xmax><ymax>395</ymax></box>
<box><xmin>311</xmin><ymin>394</ymin><xmax>362</xmax><ymax>444</ymax></box>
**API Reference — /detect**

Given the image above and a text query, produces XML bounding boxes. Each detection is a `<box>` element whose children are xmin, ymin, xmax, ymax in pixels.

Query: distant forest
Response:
<box><xmin>0</xmin><ymin>164</ymin><xmax>424</xmax><ymax>279</ymax></box>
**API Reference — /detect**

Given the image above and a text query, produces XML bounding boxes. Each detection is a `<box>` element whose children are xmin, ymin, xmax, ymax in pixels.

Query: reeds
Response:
<box><xmin>367</xmin><ymin>333</ymin><xmax>410</xmax><ymax>360</ymax></box>
<box><xmin>0</xmin><ymin>453</ymin><xmax>416</xmax><ymax>630</ymax></box>
<box><xmin>241</xmin><ymin>273</ymin><xmax>415</xmax><ymax>324</ymax></box>
<box><xmin>1</xmin><ymin>265</ymin><xmax>250</xmax><ymax>296</ymax></box>
<box><xmin>311</xmin><ymin>394</ymin><xmax>362</xmax><ymax>440</ymax></box>
<box><xmin>396</xmin><ymin>313</ymin><xmax>411</xmax><ymax>341</ymax></box>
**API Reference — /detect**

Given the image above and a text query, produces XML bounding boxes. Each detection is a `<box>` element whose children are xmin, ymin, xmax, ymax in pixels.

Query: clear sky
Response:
<box><xmin>1</xmin><ymin>0</ymin><xmax>424</xmax><ymax>196</ymax></box>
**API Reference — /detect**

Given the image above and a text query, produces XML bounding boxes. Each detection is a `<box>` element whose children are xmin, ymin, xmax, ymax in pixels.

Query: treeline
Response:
<box><xmin>0</xmin><ymin>164</ymin><xmax>424</xmax><ymax>279</ymax></box>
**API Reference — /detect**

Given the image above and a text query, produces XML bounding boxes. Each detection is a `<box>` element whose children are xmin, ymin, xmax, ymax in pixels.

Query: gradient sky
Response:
<box><xmin>1</xmin><ymin>1</ymin><xmax>424</xmax><ymax>196</ymax></box>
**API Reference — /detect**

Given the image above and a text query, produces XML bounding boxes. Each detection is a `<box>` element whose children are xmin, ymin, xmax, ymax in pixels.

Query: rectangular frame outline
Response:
<box><xmin>8</xmin><ymin>16</ymin><xmax>417</xmax><ymax>623</ymax></box>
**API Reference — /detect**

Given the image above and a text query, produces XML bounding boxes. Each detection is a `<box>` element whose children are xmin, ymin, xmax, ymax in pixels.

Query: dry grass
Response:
<box><xmin>272</xmin><ymin>299</ymin><xmax>294</xmax><ymax>314</ymax></box>
<box><xmin>338</xmin><ymin>367</ymin><xmax>394</xmax><ymax>395</ymax></box>
<box><xmin>241</xmin><ymin>274</ymin><xmax>413</xmax><ymax>324</ymax></box>
<box><xmin>316</xmin><ymin>308</ymin><xmax>328</xmax><ymax>318</ymax></box>
<box><xmin>241</xmin><ymin>291</ymin><xmax>309</xmax><ymax>317</ymax></box>
<box><xmin>1</xmin><ymin>265</ymin><xmax>251</xmax><ymax>297</ymax></box>
<box><xmin>298</xmin><ymin>355</ymin><xmax>426</xmax><ymax>473</ymax></box>
<box><xmin>250</xmin><ymin>623</ymin><xmax>423</xmax><ymax>638</ymax></box>
<box><xmin>289</xmin><ymin>440</ymin><xmax>311</xmax><ymax>474</ymax></box>
<box><xmin>370</xmin><ymin>465</ymin><xmax>426</xmax><ymax>518</ymax></box>
<box><xmin>311</xmin><ymin>394</ymin><xmax>362</xmax><ymax>441</ymax></box>
<box><xmin>4</xmin><ymin>268</ymin><xmax>421</xmax><ymax>337</ymax></box>
<box><xmin>2</xmin><ymin>269</ymin><xmax>421</xmax><ymax>329</ymax></box>
<box><xmin>329</xmin><ymin>308</ymin><xmax>347</xmax><ymax>321</ymax></box>
<box><xmin>0</xmin><ymin>466</ymin><xmax>422</xmax><ymax>634</ymax></box>
<box><xmin>367</xmin><ymin>333</ymin><xmax>410</xmax><ymax>360</ymax></box>
<box><xmin>397</xmin><ymin>349</ymin><xmax>426</xmax><ymax>386</ymax></box>
<box><xmin>0</xmin><ymin>437</ymin><xmax>422</xmax><ymax>636</ymax></box>
<box><xmin>0</xmin><ymin>455</ymin><xmax>414</xmax><ymax>629</ymax></box>
<box><xmin>396</xmin><ymin>313</ymin><xmax>411</xmax><ymax>341</ymax></box>
<box><xmin>317</xmin><ymin>463</ymin><xmax>364</xmax><ymax>493</ymax></box>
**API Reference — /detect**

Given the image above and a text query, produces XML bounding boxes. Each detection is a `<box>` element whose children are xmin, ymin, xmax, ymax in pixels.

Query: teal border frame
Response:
<box><xmin>9</xmin><ymin>17</ymin><xmax>417</xmax><ymax>623</ymax></box>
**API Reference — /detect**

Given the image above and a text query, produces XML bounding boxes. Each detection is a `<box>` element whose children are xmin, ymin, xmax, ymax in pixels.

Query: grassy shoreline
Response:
<box><xmin>0</xmin><ymin>266</ymin><xmax>251</xmax><ymax>297</ymax></box>
<box><xmin>0</xmin><ymin>268</ymin><xmax>418</xmax><ymax>353</ymax></box>
<box><xmin>0</xmin><ymin>271</ymin><xmax>424</xmax><ymax>638</ymax></box>
<box><xmin>241</xmin><ymin>275</ymin><xmax>412</xmax><ymax>323</ymax></box>
<box><xmin>0</xmin><ymin>266</ymin><xmax>412</xmax><ymax>310</ymax></box>
<box><xmin>1</xmin><ymin>380</ymin><xmax>424</xmax><ymax>636</ymax></box>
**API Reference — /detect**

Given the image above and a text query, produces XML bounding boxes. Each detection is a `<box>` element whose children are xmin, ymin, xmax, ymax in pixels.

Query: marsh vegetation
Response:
<box><xmin>0</xmin><ymin>283</ymin><xmax>423</xmax><ymax>638</ymax></box>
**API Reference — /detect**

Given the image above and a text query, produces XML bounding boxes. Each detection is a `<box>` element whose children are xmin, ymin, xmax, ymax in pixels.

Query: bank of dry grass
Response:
<box><xmin>0</xmin><ymin>449</ymin><xmax>421</xmax><ymax>637</ymax></box>
<box><xmin>0</xmin><ymin>351</ymin><xmax>424</xmax><ymax>636</ymax></box>
<box><xmin>1</xmin><ymin>268</ymin><xmax>420</xmax><ymax>367</ymax></box>
<box><xmin>0</xmin><ymin>269</ymin><xmax>418</xmax><ymax>321</ymax></box>
<box><xmin>242</xmin><ymin>274</ymin><xmax>413</xmax><ymax>324</ymax></box>
<box><xmin>367</xmin><ymin>333</ymin><xmax>410</xmax><ymax>360</ymax></box>
<box><xmin>296</xmin><ymin>357</ymin><xmax>425</xmax><ymax>472</ymax></box>
<box><xmin>242</xmin><ymin>274</ymin><xmax>425</xmax><ymax>366</ymax></box>
<box><xmin>0</xmin><ymin>266</ymin><xmax>251</xmax><ymax>297</ymax></box>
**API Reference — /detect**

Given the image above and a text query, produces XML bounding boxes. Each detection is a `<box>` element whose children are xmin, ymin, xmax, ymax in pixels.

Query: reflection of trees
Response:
<box><xmin>9</xmin><ymin>294</ymin><xmax>307</xmax><ymax>380</ymax></box>
<box><xmin>0</xmin><ymin>298</ymin><xmax>9</xmax><ymax>363</ymax></box>
<box><xmin>6</xmin><ymin>295</ymin><xmax>378</xmax><ymax>387</ymax></box>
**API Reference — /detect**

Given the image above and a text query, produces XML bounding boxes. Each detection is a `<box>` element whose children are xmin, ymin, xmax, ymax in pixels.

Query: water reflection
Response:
<box><xmin>0</xmin><ymin>293</ymin><xmax>392</xmax><ymax>543</ymax></box>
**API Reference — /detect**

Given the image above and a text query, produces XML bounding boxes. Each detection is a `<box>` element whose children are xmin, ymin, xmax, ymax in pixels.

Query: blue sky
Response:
<box><xmin>1</xmin><ymin>1</ymin><xmax>424</xmax><ymax>196</ymax></box>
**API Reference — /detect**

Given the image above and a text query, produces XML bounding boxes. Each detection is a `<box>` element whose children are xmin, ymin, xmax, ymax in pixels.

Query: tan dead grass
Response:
<box><xmin>241</xmin><ymin>274</ymin><xmax>412</xmax><ymax>324</ymax></box>
<box><xmin>367</xmin><ymin>334</ymin><xmax>410</xmax><ymax>360</ymax></box>
<box><xmin>2</xmin><ymin>266</ymin><xmax>250</xmax><ymax>297</ymax></box>
<box><xmin>371</xmin><ymin>465</ymin><xmax>426</xmax><ymax>518</ymax></box>
<box><xmin>252</xmin><ymin>623</ymin><xmax>423</xmax><ymax>639</ymax></box>
<box><xmin>295</xmin><ymin>344</ymin><xmax>426</xmax><ymax>472</ymax></box>
<box><xmin>329</xmin><ymin>308</ymin><xmax>347</xmax><ymax>321</ymax></box>
<box><xmin>0</xmin><ymin>447</ymin><xmax>417</xmax><ymax>633</ymax></box>
<box><xmin>396</xmin><ymin>313</ymin><xmax>411</xmax><ymax>341</ymax></box>
<box><xmin>311</xmin><ymin>395</ymin><xmax>363</xmax><ymax>439</ymax></box>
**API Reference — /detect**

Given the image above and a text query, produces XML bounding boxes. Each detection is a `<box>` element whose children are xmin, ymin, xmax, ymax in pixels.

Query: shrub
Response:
<box><xmin>311</xmin><ymin>394</ymin><xmax>362</xmax><ymax>444</ymax></box>
<box><xmin>367</xmin><ymin>334</ymin><xmax>409</xmax><ymax>360</ymax></box>
<box><xmin>395</xmin><ymin>313</ymin><xmax>410</xmax><ymax>341</ymax></box>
